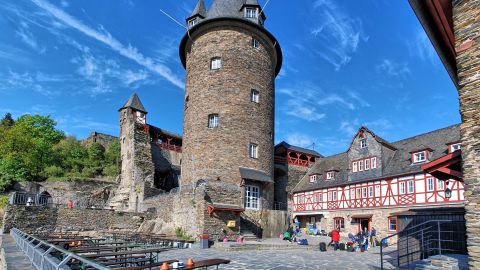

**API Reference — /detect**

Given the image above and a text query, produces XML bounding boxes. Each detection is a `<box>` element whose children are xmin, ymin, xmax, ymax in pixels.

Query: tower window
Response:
<box><xmin>245</xmin><ymin>8</ymin><xmax>257</xmax><ymax>18</ymax></box>
<box><xmin>360</xmin><ymin>138</ymin><xmax>367</xmax><ymax>148</ymax></box>
<box><xmin>211</xmin><ymin>57</ymin><xmax>221</xmax><ymax>70</ymax></box>
<box><xmin>249</xmin><ymin>143</ymin><xmax>258</xmax><ymax>159</ymax></box>
<box><xmin>244</xmin><ymin>185</ymin><xmax>260</xmax><ymax>210</ymax></box>
<box><xmin>208</xmin><ymin>114</ymin><xmax>219</xmax><ymax>128</ymax></box>
<box><xmin>188</xmin><ymin>18</ymin><xmax>197</xmax><ymax>28</ymax></box>
<box><xmin>250</xmin><ymin>89</ymin><xmax>259</xmax><ymax>103</ymax></box>
<box><xmin>252</xmin><ymin>38</ymin><xmax>259</xmax><ymax>48</ymax></box>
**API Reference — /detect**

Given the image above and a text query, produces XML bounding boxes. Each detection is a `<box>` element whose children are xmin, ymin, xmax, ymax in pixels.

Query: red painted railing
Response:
<box><xmin>158</xmin><ymin>142</ymin><xmax>182</xmax><ymax>153</ymax></box>
<box><xmin>274</xmin><ymin>156</ymin><xmax>312</xmax><ymax>167</ymax></box>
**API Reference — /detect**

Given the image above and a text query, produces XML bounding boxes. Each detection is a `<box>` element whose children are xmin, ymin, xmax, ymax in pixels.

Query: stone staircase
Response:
<box><xmin>240</xmin><ymin>228</ymin><xmax>258</xmax><ymax>241</ymax></box>
<box><xmin>401</xmin><ymin>254</ymin><xmax>468</xmax><ymax>270</ymax></box>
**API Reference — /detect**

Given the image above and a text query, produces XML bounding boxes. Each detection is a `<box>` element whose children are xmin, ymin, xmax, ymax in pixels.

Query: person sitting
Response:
<box><xmin>283</xmin><ymin>231</ymin><xmax>292</xmax><ymax>242</ymax></box>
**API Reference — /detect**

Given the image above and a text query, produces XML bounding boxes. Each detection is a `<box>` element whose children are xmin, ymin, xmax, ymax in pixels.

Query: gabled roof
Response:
<box><xmin>275</xmin><ymin>141</ymin><xmax>322</xmax><ymax>157</ymax></box>
<box><xmin>119</xmin><ymin>93</ymin><xmax>147</xmax><ymax>113</ymax></box>
<box><xmin>293</xmin><ymin>124</ymin><xmax>461</xmax><ymax>193</ymax></box>
<box><xmin>188</xmin><ymin>0</ymin><xmax>207</xmax><ymax>20</ymax></box>
<box><xmin>348</xmin><ymin>126</ymin><xmax>397</xmax><ymax>151</ymax></box>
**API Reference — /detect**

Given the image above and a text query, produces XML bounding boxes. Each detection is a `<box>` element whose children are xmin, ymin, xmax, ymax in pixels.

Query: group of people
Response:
<box><xmin>329</xmin><ymin>227</ymin><xmax>377</xmax><ymax>251</ymax></box>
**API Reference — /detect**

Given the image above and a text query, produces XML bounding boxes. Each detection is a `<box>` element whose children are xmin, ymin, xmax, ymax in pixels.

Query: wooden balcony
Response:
<box><xmin>157</xmin><ymin>142</ymin><xmax>182</xmax><ymax>153</ymax></box>
<box><xmin>274</xmin><ymin>156</ymin><xmax>313</xmax><ymax>167</ymax></box>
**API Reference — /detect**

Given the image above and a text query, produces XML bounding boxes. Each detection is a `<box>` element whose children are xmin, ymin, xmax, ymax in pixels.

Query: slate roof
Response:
<box><xmin>119</xmin><ymin>93</ymin><xmax>147</xmax><ymax>113</ymax></box>
<box><xmin>189</xmin><ymin>0</ymin><xmax>207</xmax><ymax>19</ymax></box>
<box><xmin>239</xmin><ymin>167</ymin><xmax>273</xmax><ymax>183</ymax></box>
<box><xmin>275</xmin><ymin>141</ymin><xmax>322</xmax><ymax>157</ymax></box>
<box><xmin>293</xmin><ymin>124</ymin><xmax>461</xmax><ymax>193</ymax></box>
<box><xmin>187</xmin><ymin>0</ymin><xmax>264</xmax><ymax>24</ymax></box>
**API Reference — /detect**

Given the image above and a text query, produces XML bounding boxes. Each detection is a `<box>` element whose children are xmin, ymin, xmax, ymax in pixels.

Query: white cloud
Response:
<box><xmin>286</xmin><ymin>133</ymin><xmax>317</xmax><ymax>148</ymax></box>
<box><xmin>15</xmin><ymin>21</ymin><xmax>46</xmax><ymax>54</ymax></box>
<box><xmin>348</xmin><ymin>91</ymin><xmax>370</xmax><ymax>108</ymax></box>
<box><xmin>60</xmin><ymin>0</ymin><xmax>68</xmax><ymax>8</ymax></box>
<box><xmin>408</xmin><ymin>28</ymin><xmax>437</xmax><ymax>64</ymax></box>
<box><xmin>376</xmin><ymin>59</ymin><xmax>410</xmax><ymax>77</ymax></box>
<box><xmin>316</xmin><ymin>94</ymin><xmax>355</xmax><ymax>110</ymax></box>
<box><xmin>30</xmin><ymin>0</ymin><xmax>184</xmax><ymax>89</ymax></box>
<box><xmin>311</xmin><ymin>0</ymin><xmax>368</xmax><ymax>70</ymax></box>
<box><xmin>339</xmin><ymin>118</ymin><xmax>393</xmax><ymax>137</ymax></box>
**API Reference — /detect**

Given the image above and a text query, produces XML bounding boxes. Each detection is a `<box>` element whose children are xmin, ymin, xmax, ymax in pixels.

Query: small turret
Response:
<box><xmin>119</xmin><ymin>93</ymin><xmax>147</xmax><ymax>124</ymax></box>
<box><xmin>186</xmin><ymin>0</ymin><xmax>207</xmax><ymax>28</ymax></box>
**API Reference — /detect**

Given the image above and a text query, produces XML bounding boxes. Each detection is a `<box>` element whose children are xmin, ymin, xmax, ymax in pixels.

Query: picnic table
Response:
<box><xmin>71</xmin><ymin>244</ymin><xmax>144</xmax><ymax>253</ymax></box>
<box><xmin>47</xmin><ymin>238</ymin><xmax>106</xmax><ymax>244</ymax></box>
<box><xmin>82</xmin><ymin>247</ymin><xmax>172</xmax><ymax>264</ymax></box>
<box><xmin>182</xmin><ymin>259</ymin><xmax>231</xmax><ymax>269</ymax></box>
<box><xmin>109</xmin><ymin>259</ymin><xmax>178</xmax><ymax>269</ymax></box>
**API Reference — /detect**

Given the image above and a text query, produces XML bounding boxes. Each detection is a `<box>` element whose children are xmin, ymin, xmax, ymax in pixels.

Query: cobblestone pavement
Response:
<box><xmin>160</xmin><ymin>244</ymin><xmax>398</xmax><ymax>270</ymax></box>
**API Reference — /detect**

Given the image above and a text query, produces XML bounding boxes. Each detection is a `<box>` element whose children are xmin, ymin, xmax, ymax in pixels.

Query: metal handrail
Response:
<box><xmin>379</xmin><ymin>219</ymin><xmax>465</xmax><ymax>270</ymax></box>
<box><xmin>10</xmin><ymin>228</ymin><xmax>110</xmax><ymax>270</ymax></box>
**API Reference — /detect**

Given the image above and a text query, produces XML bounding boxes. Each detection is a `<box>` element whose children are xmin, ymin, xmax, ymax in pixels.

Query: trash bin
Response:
<box><xmin>199</xmin><ymin>234</ymin><xmax>209</xmax><ymax>249</ymax></box>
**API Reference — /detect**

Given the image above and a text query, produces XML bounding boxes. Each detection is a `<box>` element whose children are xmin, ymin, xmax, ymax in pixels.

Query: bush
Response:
<box><xmin>103</xmin><ymin>164</ymin><xmax>120</xmax><ymax>177</ymax></box>
<box><xmin>0</xmin><ymin>195</ymin><xmax>9</xmax><ymax>208</ymax></box>
<box><xmin>44</xmin><ymin>165</ymin><xmax>65</xmax><ymax>177</ymax></box>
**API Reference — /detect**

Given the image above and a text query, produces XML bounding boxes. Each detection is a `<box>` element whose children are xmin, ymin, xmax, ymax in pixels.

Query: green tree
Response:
<box><xmin>104</xmin><ymin>140</ymin><xmax>121</xmax><ymax>177</ymax></box>
<box><xmin>0</xmin><ymin>113</ymin><xmax>14</xmax><ymax>128</ymax></box>
<box><xmin>82</xmin><ymin>142</ymin><xmax>105</xmax><ymax>177</ymax></box>
<box><xmin>53</xmin><ymin>136</ymin><xmax>88</xmax><ymax>174</ymax></box>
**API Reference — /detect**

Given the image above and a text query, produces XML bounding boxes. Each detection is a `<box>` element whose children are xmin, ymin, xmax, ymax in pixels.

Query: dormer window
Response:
<box><xmin>326</xmin><ymin>171</ymin><xmax>335</xmax><ymax>180</ymax></box>
<box><xmin>413</xmin><ymin>151</ymin><xmax>427</xmax><ymax>163</ymax></box>
<box><xmin>188</xmin><ymin>18</ymin><xmax>197</xmax><ymax>28</ymax></box>
<box><xmin>245</xmin><ymin>7</ymin><xmax>257</xmax><ymax>18</ymax></box>
<box><xmin>309</xmin><ymin>174</ymin><xmax>319</xmax><ymax>183</ymax></box>
<box><xmin>360</xmin><ymin>138</ymin><xmax>367</xmax><ymax>148</ymax></box>
<box><xmin>449</xmin><ymin>143</ymin><xmax>461</xmax><ymax>153</ymax></box>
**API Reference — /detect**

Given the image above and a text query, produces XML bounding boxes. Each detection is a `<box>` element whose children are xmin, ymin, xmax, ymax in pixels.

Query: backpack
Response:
<box><xmin>319</xmin><ymin>242</ymin><xmax>327</xmax><ymax>251</ymax></box>
<box><xmin>339</xmin><ymin>243</ymin><xmax>346</xmax><ymax>250</ymax></box>
<box><xmin>298</xmin><ymin>239</ymin><xmax>308</xmax><ymax>245</ymax></box>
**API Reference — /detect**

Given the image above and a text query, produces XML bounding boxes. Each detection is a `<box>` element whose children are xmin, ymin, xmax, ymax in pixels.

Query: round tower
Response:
<box><xmin>179</xmin><ymin>0</ymin><xmax>282</xmax><ymax>210</ymax></box>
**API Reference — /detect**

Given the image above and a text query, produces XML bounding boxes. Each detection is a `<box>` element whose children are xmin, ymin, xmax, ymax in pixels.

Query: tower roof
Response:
<box><xmin>188</xmin><ymin>0</ymin><xmax>207</xmax><ymax>19</ymax></box>
<box><xmin>119</xmin><ymin>93</ymin><xmax>147</xmax><ymax>113</ymax></box>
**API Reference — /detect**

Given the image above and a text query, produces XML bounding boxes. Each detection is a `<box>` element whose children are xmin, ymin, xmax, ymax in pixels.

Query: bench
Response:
<box><xmin>183</xmin><ymin>259</ymin><xmax>231</xmax><ymax>269</ymax></box>
<box><xmin>113</xmin><ymin>259</ymin><xmax>179</xmax><ymax>270</ymax></box>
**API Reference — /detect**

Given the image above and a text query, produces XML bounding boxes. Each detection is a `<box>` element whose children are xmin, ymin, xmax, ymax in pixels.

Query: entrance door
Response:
<box><xmin>360</xmin><ymin>219</ymin><xmax>370</xmax><ymax>233</ymax></box>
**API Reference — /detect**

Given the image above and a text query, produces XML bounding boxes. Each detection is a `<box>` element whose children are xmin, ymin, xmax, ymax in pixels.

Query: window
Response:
<box><xmin>297</xmin><ymin>194</ymin><xmax>305</xmax><ymax>204</ymax></box>
<box><xmin>365</xmin><ymin>159</ymin><xmax>370</xmax><ymax>170</ymax></box>
<box><xmin>252</xmin><ymin>38</ymin><xmax>259</xmax><ymax>48</ymax></box>
<box><xmin>408</xmin><ymin>180</ymin><xmax>414</xmax><ymax>193</ymax></box>
<box><xmin>211</xmin><ymin>57</ymin><xmax>221</xmax><ymax>70</ymax></box>
<box><xmin>309</xmin><ymin>174</ymin><xmax>318</xmax><ymax>183</ymax></box>
<box><xmin>333</xmin><ymin>191</ymin><xmax>337</xmax><ymax>201</ymax></box>
<box><xmin>356</xmin><ymin>188</ymin><xmax>361</xmax><ymax>199</ymax></box>
<box><xmin>188</xmin><ymin>18</ymin><xmax>197</xmax><ymax>28</ymax></box>
<box><xmin>371</xmin><ymin>157</ymin><xmax>377</xmax><ymax>169</ymax></box>
<box><xmin>359</xmin><ymin>160</ymin><xmax>364</xmax><ymax>171</ymax></box>
<box><xmin>399</xmin><ymin>182</ymin><xmax>406</xmax><ymax>194</ymax></box>
<box><xmin>249</xmin><ymin>143</ymin><xmax>258</xmax><ymax>158</ymax></box>
<box><xmin>328</xmin><ymin>192</ymin><xmax>332</xmax><ymax>201</ymax></box>
<box><xmin>245</xmin><ymin>7</ymin><xmax>256</xmax><ymax>18</ymax></box>
<box><xmin>334</xmin><ymin>217</ymin><xmax>345</xmax><ymax>229</ymax></box>
<box><xmin>368</xmin><ymin>186</ymin><xmax>374</xmax><ymax>198</ymax></box>
<box><xmin>135</xmin><ymin>111</ymin><xmax>146</xmax><ymax>124</ymax></box>
<box><xmin>314</xmin><ymin>193</ymin><xmax>322</xmax><ymax>202</ymax></box>
<box><xmin>352</xmin><ymin>161</ymin><xmax>358</xmax><ymax>172</ymax></box>
<box><xmin>375</xmin><ymin>185</ymin><xmax>381</xmax><ymax>197</ymax></box>
<box><xmin>388</xmin><ymin>217</ymin><xmax>397</xmax><ymax>232</ymax></box>
<box><xmin>438</xmin><ymin>179</ymin><xmax>445</xmax><ymax>190</ymax></box>
<box><xmin>450</xmin><ymin>143</ymin><xmax>461</xmax><ymax>153</ymax></box>
<box><xmin>413</xmin><ymin>151</ymin><xmax>427</xmax><ymax>163</ymax></box>
<box><xmin>350</xmin><ymin>188</ymin><xmax>355</xmax><ymax>199</ymax></box>
<box><xmin>427</xmin><ymin>177</ymin><xmax>434</xmax><ymax>192</ymax></box>
<box><xmin>362</xmin><ymin>187</ymin><xmax>367</xmax><ymax>198</ymax></box>
<box><xmin>360</xmin><ymin>138</ymin><xmax>367</xmax><ymax>148</ymax></box>
<box><xmin>208</xmin><ymin>114</ymin><xmax>219</xmax><ymax>128</ymax></box>
<box><xmin>245</xmin><ymin>185</ymin><xmax>260</xmax><ymax>209</ymax></box>
<box><xmin>250</xmin><ymin>89</ymin><xmax>259</xmax><ymax>103</ymax></box>
<box><xmin>326</xmin><ymin>171</ymin><xmax>335</xmax><ymax>180</ymax></box>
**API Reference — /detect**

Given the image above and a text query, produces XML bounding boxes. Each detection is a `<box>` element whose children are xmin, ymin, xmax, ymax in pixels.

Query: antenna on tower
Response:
<box><xmin>159</xmin><ymin>8</ymin><xmax>195</xmax><ymax>44</ymax></box>
<box><xmin>258</xmin><ymin>0</ymin><xmax>272</xmax><ymax>19</ymax></box>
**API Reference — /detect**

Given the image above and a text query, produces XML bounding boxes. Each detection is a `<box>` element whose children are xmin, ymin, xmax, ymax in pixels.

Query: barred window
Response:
<box><xmin>208</xmin><ymin>114</ymin><xmax>219</xmax><ymax>128</ymax></box>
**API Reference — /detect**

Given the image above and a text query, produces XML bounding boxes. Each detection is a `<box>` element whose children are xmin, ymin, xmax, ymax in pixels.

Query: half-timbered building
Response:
<box><xmin>291</xmin><ymin>124</ymin><xmax>464</xmax><ymax>239</ymax></box>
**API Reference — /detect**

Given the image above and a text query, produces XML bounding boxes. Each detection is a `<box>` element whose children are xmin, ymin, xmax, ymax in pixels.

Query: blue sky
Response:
<box><xmin>0</xmin><ymin>0</ymin><xmax>460</xmax><ymax>156</ymax></box>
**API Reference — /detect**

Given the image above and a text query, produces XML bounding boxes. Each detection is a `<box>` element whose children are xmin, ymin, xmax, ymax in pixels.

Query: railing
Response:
<box><xmin>380</xmin><ymin>220</ymin><xmax>466</xmax><ymax>269</ymax></box>
<box><xmin>273</xmin><ymin>201</ymin><xmax>288</xmax><ymax>211</ymax></box>
<box><xmin>10</xmin><ymin>228</ymin><xmax>110</xmax><ymax>270</ymax></box>
<box><xmin>157</xmin><ymin>142</ymin><xmax>182</xmax><ymax>153</ymax></box>
<box><xmin>274</xmin><ymin>156</ymin><xmax>313</xmax><ymax>167</ymax></box>
<box><xmin>10</xmin><ymin>192</ymin><xmax>52</xmax><ymax>206</ymax></box>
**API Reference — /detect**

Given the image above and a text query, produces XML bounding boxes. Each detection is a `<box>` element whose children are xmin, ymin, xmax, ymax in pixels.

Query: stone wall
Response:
<box><xmin>81</xmin><ymin>131</ymin><xmax>118</xmax><ymax>148</ymax></box>
<box><xmin>453</xmin><ymin>0</ymin><xmax>480</xmax><ymax>268</ymax></box>
<box><xmin>2</xmin><ymin>205</ymin><xmax>149</xmax><ymax>234</ymax></box>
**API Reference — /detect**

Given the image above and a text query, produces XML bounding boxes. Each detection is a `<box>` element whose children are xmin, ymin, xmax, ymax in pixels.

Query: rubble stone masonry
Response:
<box><xmin>453</xmin><ymin>0</ymin><xmax>480</xmax><ymax>268</ymax></box>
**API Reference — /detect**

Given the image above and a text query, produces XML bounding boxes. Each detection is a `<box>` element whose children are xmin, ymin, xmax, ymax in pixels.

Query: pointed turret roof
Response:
<box><xmin>189</xmin><ymin>0</ymin><xmax>207</xmax><ymax>19</ymax></box>
<box><xmin>119</xmin><ymin>93</ymin><xmax>147</xmax><ymax>113</ymax></box>
<box><xmin>244</xmin><ymin>0</ymin><xmax>261</xmax><ymax>6</ymax></box>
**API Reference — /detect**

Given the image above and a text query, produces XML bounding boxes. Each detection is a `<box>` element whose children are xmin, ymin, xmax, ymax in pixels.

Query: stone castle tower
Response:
<box><xmin>179</xmin><ymin>0</ymin><xmax>282</xmax><ymax>210</ymax></box>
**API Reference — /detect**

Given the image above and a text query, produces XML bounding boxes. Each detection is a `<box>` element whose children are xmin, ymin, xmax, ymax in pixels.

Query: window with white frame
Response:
<box><xmin>245</xmin><ymin>185</ymin><xmax>260</xmax><ymax>209</ymax></box>
<box><xmin>309</xmin><ymin>174</ymin><xmax>318</xmax><ymax>183</ymax></box>
<box><xmin>245</xmin><ymin>7</ymin><xmax>257</xmax><ymax>18</ymax></box>
<box><xmin>450</xmin><ymin>143</ymin><xmax>461</xmax><ymax>153</ymax></box>
<box><xmin>371</xmin><ymin>157</ymin><xmax>377</xmax><ymax>169</ymax></box>
<box><xmin>413</xmin><ymin>151</ymin><xmax>427</xmax><ymax>163</ymax></box>
<box><xmin>375</xmin><ymin>185</ymin><xmax>380</xmax><ymax>197</ymax></box>
<box><xmin>249</xmin><ymin>143</ymin><xmax>258</xmax><ymax>159</ymax></box>
<box><xmin>334</xmin><ymin>217</ymin><xmax>345</xmax><ymax>229</ymax></box>
<box><xmin>400</xmin><ymin>182</ymin><xmax>406</xmax><ymax>194</ymax></box>
<box><xmin>297</xmin><ymin>194</ymin><xmax>305</xmax><ymax>204</ymax></box>
<box><xmin>328</xmin><ymin>192</ymin><xmax>332</xmax><ymax>201</ymax></box>
<box><xmin>314</xmin><ymin>193</ymin><xmax>322</xmax><ymax>202</ymax></box>
<box><xmin>427</xmin><ymin>177</ymin><xmax>434</xmax><ymax>192</ymax></box>
<box><xmin>360</xmin><ymin>138</ymin><xmax>367</xmax><ymax>148</ymax></box>
<box><xmin>188</xmin><ymin>18</ymin><xmax>197</xmax><ymax>28</ymax></box>
<box><xmin>369</xmin><ymin>186</ymin><xmax>374</xmax><ymax>198</ymax></box>
<box><xmin>362</xmin><ymin>187</ymin><xmax>367</xmax><ymax>198</ymax></box>
<box><xmin>250</xmin><ymin>89</ymin><xmax>259</xmax><ymax>103</ymax></box>
<box><xmin>352</xmin><ymin>161</ymin><xmax>358</xmax><ymax>172</ymax></box>
<box><xmin>356</xmin><ymin>188</ymin><xmax>361</xmax><ymax>199</ymax></box>
<box><xmin>252</xmin><ymin>38</ymin><xmax>259</xmax><ymax>48</ymax></box>
<box><xmin>211</xmin><ymin>57</ymin><xmax>222</xmax><ymax>70</ymax></box>
<box><xmin>365</xmin><ymin>159</ymin><xmax>370</xmax><ymax>170</ymax></box>
<box><xmin>438</xmin><ymin>179</ymin><xmax>445</xmax><ymax>190</ymax></box>
<box><xmin>359</xmin><ymin>160</ymin><xmax>364</xmax><ymax>171</ymax></box>
<box><xmin>326</xmin><ymin>171</ymin><xmax>335</xmax><ymax>180</ymax></box>
<box><xmin>208</xmin><ymin>114</ymin><xmax>219</xmax><ymax>128</ymax></box>
<box><xmin>408</xmin><ymin>180</ymin><xmax>414</xmax><ymax>193</ymax></box>
<box><xmin>333</xmin><ymin>191</ymin><xmax>337</xmax><ymax>201</ymax></box>
<box><xmin>350</xmin><ymin>188</ymin><xmax>355</xmax><ymax>199</ymax></box>
<box><xmin>388</xmin><ymin>217</ymin><xmax>397</xmax><ymax>232</ymax></box>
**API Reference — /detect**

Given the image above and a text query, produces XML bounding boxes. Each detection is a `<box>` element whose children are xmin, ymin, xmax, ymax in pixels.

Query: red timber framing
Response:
<box><xmin>274</xmin><ymin>151</ymin><xmax>316</xmax><ymax>167</ymax></box>
<box><xmin>421</xmin><ymin>150</ymin><xmax>462</xmax><ymax>181</ymax></box>
<box><xmin>207</xmin><ymin>204</ymin><xmax>244</xmax><ymax>217</ymax></box>
<box><xmin>292</xmin><ymin>173</ymin><xmax>464</xmax><ymax>213</ymax></box>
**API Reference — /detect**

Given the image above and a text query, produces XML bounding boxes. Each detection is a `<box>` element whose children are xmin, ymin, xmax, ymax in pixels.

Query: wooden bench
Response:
<box><xmin>113</xmin><ymin>259</ymin><xmax>178</xmax><ymax>270</ymax></box>
<box><xmin>182</xmin><ymin>259</ymin><xmax>231</xmax><ymax>269</ymax></box>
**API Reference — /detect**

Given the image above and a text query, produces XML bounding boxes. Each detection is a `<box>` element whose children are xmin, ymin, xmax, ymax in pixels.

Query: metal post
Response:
<box><xmin>380</xmin><ymin>244</ymin><xmax>384</xmax><ymax>270</ymax></box>
<box><xmin>437</xmin><ymin>222</ymin><xmax>441</xmax><ymax>255</ymax></box>
<box><xmin>421</xmin><ymin>229</ymin><xmax>424</xmax><ymax>260</ymax></box>
<box><xmin>406</xmin><ymin>233</ymin><xmax>409</xmax><ymax>266</ymax></box>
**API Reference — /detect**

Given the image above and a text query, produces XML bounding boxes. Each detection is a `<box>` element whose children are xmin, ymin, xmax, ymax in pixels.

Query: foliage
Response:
<box><xmin>0</xmin><ymin>113</ymin><xmax>121</xmax><ymax>191</ymax></box>
<box><xmin>175</xmin><ymin>227</ymin><xmax>193</xmax><ymax>241</ymax></box>
<box><xmin>0</xmin><ymin>195</ymin><xmax>9</xmax><ymax>208</ymax></box>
